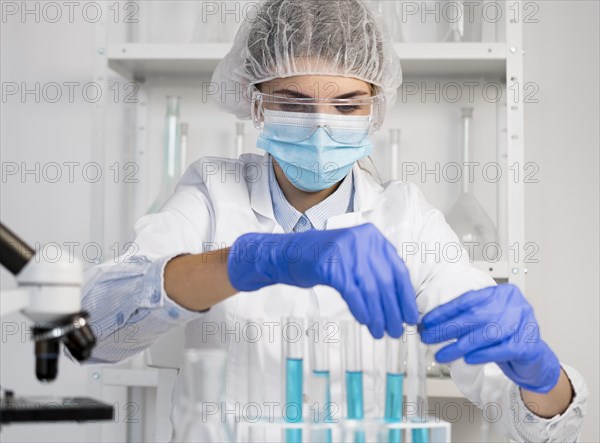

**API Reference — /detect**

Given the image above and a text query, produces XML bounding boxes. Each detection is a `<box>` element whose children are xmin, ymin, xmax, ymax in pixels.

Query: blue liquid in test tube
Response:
<box><xmin>285</xmin><ymin>358</ymin><xmax>303</xmax><ymax>443</ymax></box>
<box><xmin>343</xmin><ymin>321</ymin><xmax>365</xmax><ymax>443</ymax></box>
<box><xmin>412</xmin><ymin>427</ymin><xmax>429</xmax><ymax>443</ymax></box>
<box><xmin>385</xmin><ymin>335</ymin><xmax>406</xmax><ymax>443</ymax></box>
<box><xmin>346</xmin><ymin>371</ymin><xmax>364</xmax><ymax>420</ymax></box>
<box><xmin>309</xmin><ymin>318</ymin><xmax>333</xmax><ymax>443</ymax></box>
<box><xmin>284</xmin><ymin>318</ymin><xmax>304</xmax><ymax>443</ymax></box>
<box><xmin>346</xmin><ymin>370</ymin><xmax>365</xmax><ymax>443</ymax></box>
<box><xmin>385</xmin><ymin>373</ymin><xmax>404</xmax><ymax>443</ymax></box>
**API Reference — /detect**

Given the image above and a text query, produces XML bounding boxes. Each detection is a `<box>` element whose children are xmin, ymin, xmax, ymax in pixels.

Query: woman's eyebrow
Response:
<box><xmin>335</xmin><ymin>90</ymin><xmax>370</xmax><ymax>99</ymax></box>
<box><xmin>272</xmin><ymin>89</ymin><xmax>370</xmax><ymax>99</ymax></box>
<box><xmin>272</xmin><ymin>89</ymin><xmax>311</xmax><ymax>98</ymax></box>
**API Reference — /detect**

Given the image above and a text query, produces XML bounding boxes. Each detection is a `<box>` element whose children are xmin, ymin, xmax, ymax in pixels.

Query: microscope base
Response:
<box><xmin>0</xmin><ymin>394</ymin><xmax>113</xmax><ymax>424</ymax></box>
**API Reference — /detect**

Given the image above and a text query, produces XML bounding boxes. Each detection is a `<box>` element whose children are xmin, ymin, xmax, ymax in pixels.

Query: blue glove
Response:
<box><xmin>228</xmin><ymin>223</ymin><xmax>419</xmax><ymax>338</ymax></box>
<box><xmin>420</xmin><ymin>284</ymin><xmax>561</xmax><ymax>394</ymax></box>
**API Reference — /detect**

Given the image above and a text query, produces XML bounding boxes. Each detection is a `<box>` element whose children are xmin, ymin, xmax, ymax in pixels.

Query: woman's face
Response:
<box><xmin>257</xmin><ymin>75</ymin><xmax>375</xmax><ymax>201</ymax></box>
<box><xmin>258</xmin><ymin>75</ymin><xmax>374</xmax><ymax>116</ymax></box>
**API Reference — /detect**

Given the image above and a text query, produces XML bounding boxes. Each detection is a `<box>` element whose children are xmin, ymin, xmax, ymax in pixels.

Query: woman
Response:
<box><xmin>82</xmin><ymin>0</ymin><xmax>587</xmax><ymax>440</ymax></box>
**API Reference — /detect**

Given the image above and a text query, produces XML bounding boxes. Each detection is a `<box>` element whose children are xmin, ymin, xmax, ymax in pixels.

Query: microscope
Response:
<box><xmin>0</xmin><ymin>222</ymin><xmax>113</xmax><ymax>425</ymax></box>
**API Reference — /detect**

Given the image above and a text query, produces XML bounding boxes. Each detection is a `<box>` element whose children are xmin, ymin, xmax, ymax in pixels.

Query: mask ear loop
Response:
<box><xmin>250</xmin><ymin>88</ymin><xmax>264</xmax><ymax>130</ymax></box>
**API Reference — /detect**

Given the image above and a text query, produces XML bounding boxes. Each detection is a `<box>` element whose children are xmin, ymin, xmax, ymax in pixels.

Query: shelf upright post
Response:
<box><xmin>505</xmin><ymin>1</ymin><xmax>526</xmax><ymax>290</ymax></box>
<box><xmin>128</xmin><ymin>1</ymin><xmax>150</xmax><ymax>222</ymax></box>
<box><xmin>130</xmin><ymin>4</ymin><xmax>153</xmax><ymax>441</ymax></box>
<box><xmin>497</xmin><ymin>97</ymin><xmax>508</xmax><ymax>258</ymax></box>
<box><xmin>118</xmin><ymin>1</ymin><xmax>152</xmax><ymax>224</ymax></box>
<box><xmin>88</xmin><ymin>8</ymin><xmax>109</xmax><ymax>443</ymax></box>
<box><xmin>91</xmin><ymin>2</ymin><xmax>109</xmax><ymax>262</ymax></box>
<box><xmin>130</xmin><ymin>83</ymin><xmax>149</xmax><ymax>222</ymax></box>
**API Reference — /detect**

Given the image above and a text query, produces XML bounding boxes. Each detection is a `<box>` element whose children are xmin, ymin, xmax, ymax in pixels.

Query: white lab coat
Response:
<box><xmin>103</xmin><ymin>152</ymin><xmax>585</xmax><ymax>441</ymax></box>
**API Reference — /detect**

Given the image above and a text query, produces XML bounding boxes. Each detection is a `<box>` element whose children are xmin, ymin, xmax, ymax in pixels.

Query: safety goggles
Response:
<box><xmin>251</xmin><ymin>90</ymin><xmax>386</xmax><ymax>137</ymax></box>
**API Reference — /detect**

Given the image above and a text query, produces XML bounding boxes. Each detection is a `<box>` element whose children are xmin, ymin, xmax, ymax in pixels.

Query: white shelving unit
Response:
<box><xmin>106</xmin><ymin>42</ymin><xmax>508</xmax><ymax>79</ymax></box>
<box><xmin>88</xmin><ymin>1</ymin><xmax>527</xmax><ymax>439</ymax></box>
<box><xmin>101</xmin><ymin>39</ymin><xmax>522</xmax><ymax>286</ymax></box>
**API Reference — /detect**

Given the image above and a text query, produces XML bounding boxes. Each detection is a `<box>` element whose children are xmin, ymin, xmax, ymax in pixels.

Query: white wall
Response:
<box><xmin>0</xmin><ymin>6</ymin><xmax>128</xmax><ymax>442</ymax></box>
<box><xmin>1</xmin><ymin>11</ymin><xmax>95</xmax><ymax>443</ymax></box>
<box><xmin>522</xmin><ymin>1</ymin><xmax>599</xmax><ymax>441</ymax></box>
<box><xmin>1</xmin><ymin>1</ymin><xmax>598</xmax><ymax>442</ymax></box>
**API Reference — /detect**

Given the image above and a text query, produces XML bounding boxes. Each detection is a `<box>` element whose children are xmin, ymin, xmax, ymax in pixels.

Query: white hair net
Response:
<box><xmin>211</xmin><ymin>0</ymin><xmax>402</xmax><ymax>120</ymax></box>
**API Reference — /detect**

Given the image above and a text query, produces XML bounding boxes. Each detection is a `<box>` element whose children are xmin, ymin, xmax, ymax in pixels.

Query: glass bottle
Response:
<box><xmin>440</xmin><ymin>0</ymin><xmax>483</xmax><ymax>42</ymax></box>
<box><xmin>389</xmin><ymin>129</ymin><xmax>402</xmax><ymax>180</ymax></box>
<box><xmin>445</xmin><ymin>107</ymin><xmax>497</xmax><ymax>261</ymax></box>
<box><xmin>192</xmin><ymin>0</ymin><xmax>227</xmax><ymax>42</ymax></box>
<box><xmin>173</xmin><ymin>349</ymin><xmax>233</xmax><ymax>442</ymax></box>
<box><xmin>148</xmin><ymin>96</ymin><xmax>182</xmax><ymax>214</ymax></box>
<box><xmin>224</xmin><ymin>0</ymin><xmax>253</xmax><ymax>43</ymax></box>
<box><xmin>401</xmin><ymin>0</ymin><xmax>439</xmax><ymax>42</ymax></box>
<box><xmin>375</xmin><ymin>1</ymin><xmax>404</xmax><ymax>42</ymax></box>
<box><xmin>440</xmin><ymin>0</ymin><xmax>465</xmax><ymax>42</ymax></box>
<box><xmin>235</xmin><ymin>122</ymin><xmax>245</xmax><ymax>158</ymax></box>
<box><xmin>425</xmin><ymin>348</ymin><xmax>444</xmax><ymax>379</ymax></box>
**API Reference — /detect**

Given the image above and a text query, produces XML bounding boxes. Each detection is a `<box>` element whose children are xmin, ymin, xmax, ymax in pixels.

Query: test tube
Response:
<box><xmin>283</xmin><ymin>317</ymin><xmax>304</xmax><ymax>443</ymax></box>
<box><xmin>308</xmin><ymin>320</ymin><xmax>332</xmax><ymax>443</ymax></box>
<box><xmin>245</xmin><ymin>318</ymin><xmax>266</xmax><ymax>443</ymax></box>
<box><xmin>389</xmin><ymin>129</ymin><xmax>401</xmax><ymax>180</ymax></box>
<box><xmin>406</xmin><ymin>325</ymin><xmax>429</xmax><ymax>443</ymax></box>
<box><xmin>385</xmin><ymin>336</ymin><xmax>406</xmax><ymax>443</ymax></box>
<box><xmin>180</xmin><ymin>123</ymin><xmax>188</xmax><ymax>174</ymax></box>
<box><xmin>342</xmin><ymin>320</ymin><xmax>365</xmax><ymax>443</ymax></box>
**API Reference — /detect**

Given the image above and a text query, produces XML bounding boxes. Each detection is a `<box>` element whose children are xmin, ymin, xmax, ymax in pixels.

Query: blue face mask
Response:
<box><xmin>256</xmin><ymin>110</ymin><xmax>374</xmax><ymax>192</ymax></box>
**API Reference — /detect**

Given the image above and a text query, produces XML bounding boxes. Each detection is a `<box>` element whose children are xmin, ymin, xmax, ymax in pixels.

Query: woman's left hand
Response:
<box><xmin>420</xmin><ymin>284</ymin><xmax>561</xmax><ymax>394</ymax></box>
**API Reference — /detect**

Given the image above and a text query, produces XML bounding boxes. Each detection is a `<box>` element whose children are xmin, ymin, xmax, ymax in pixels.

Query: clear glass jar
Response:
<box><xmin>445</xmin><ymin>107</ymin><xmax>498</xmax><ymax>261</ymax></box>
<box><xmin>172</xmin><ymin>349</ymin><xmax>233</xmax><ymax>442</ymax></box>
<box><xmin>148</xmin><ymin>96</ymin><xmax>183</xmax><ymax>214</ymax></box>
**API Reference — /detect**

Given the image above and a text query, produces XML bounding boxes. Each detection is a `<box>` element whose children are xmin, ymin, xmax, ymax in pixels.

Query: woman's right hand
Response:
<box><xmin>227</xmin><ymin>223</ymin><xmax>419</xmax><ymax>338</ymax></box>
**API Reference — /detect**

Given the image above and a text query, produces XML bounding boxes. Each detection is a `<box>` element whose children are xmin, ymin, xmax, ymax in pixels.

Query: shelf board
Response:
<box><xmin>107</xmin><ymin>42</ymin><xmax>507</xmax><ymax>80</ymax></box>
<box><xmin>427</xmin><ymin>378</ymin><xmax>464</xmax><ymax>398</ymax></box>
<box><xmin>394</xmin><ymin>42</ymin><xmax>506</xmax><ymax>77</ymax></box>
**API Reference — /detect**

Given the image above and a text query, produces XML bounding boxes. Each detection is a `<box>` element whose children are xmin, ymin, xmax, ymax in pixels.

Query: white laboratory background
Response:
<box><xmin>1</xmin><ymin>1</ymin><xmax>598</xmax><ymax>442</ymax></box>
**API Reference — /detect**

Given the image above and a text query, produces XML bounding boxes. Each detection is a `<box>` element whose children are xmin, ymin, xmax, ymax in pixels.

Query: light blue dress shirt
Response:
<box><xmin>268</xmin><ymin>155</ymin><xmax>355</xmax><ymax>232</ymax></box>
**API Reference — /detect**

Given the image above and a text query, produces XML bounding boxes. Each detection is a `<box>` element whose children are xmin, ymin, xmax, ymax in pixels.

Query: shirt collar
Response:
<box><xmin>268</xmin><ymin>155</ymin><xmax>354</xmax><ymax>232</ymax></box>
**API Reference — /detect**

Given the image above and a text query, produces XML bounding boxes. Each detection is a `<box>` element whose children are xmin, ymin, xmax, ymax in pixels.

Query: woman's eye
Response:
<box><xmin>335</xmin><ymin>105</ymin><xmax>362</xmax><ymax>114</ymax></box>
<box><xmin>279</xmin><ymin>103</ymin><xmax>309</xmax><ymax>112</ymax></box>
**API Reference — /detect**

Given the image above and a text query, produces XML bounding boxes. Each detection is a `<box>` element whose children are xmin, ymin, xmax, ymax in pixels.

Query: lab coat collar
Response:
<box><xmin>248</xmin><ymin>153</ymin><xmax>277</xmax><ymax>223</ymax></box>
<box><xmin>248</xmin><ymin>153</ymin><xmax>385</xmax><ymax>226</ymax></box>
<box><xmin>351</xmin><ymin>160</ymin><xmax>386</xmax><ymax>213</ymax></box>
